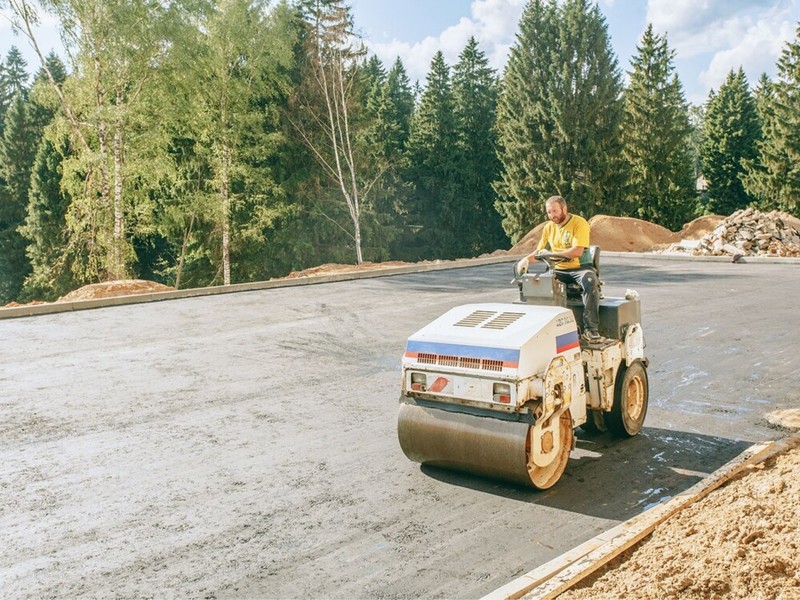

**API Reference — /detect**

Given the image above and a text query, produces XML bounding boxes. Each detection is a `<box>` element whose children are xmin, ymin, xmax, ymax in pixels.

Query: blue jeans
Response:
<box><xmin>554</xmin><ymin>268</ymin><xmax>600</xmax><ymax>333</ymax></box>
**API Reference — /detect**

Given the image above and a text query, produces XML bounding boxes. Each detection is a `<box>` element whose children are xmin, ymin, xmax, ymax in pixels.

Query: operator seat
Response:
<box><xmin>564</xmin><ymin>245</ymin><xmax>602</xmax><ymax>299</ymax></box>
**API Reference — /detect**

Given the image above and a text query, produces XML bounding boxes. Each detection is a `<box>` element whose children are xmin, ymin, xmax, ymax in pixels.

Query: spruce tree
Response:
<box><xmin>362</xmin><ymin>57</ymin><xmax>414</xmax><ymax>260</ymax></box>
<box><xmin>622</xmin><ymin>25</ymin><xmax>695</xmax><ymax>231</ymax></box>
<box><xmin>742</xmin><ymin>29</ymin><xmax>800</xmax><ymax>213</ymax></box>
<box><xmin>700</xmin><ymin>68</ymin><xmax>760</xmax><ymax>215</ymax></box>
<box><xmin>0</xmin><ymin>92</ymin><xmax>36</xmax><ymax>302</ymax></box>
<box><xmin>18</xmin><ymin>136</ymin><xmax>76</xmax><ymax>301</ymax></box>
<box><xmin>452</xmin><ymin>37</ymin><xmax>506</xmax><ymax>256</ymax></box>
<box><xmin>404</xmin><ymin>51</ymin><xmax>459</xmax><ymax>260</ymax></box>
<box><xmin>494</xmin><ymin>0</ymin><xmax>624</xmax><ymax>242</ymax></box>
<box><xmin>363</xmin><ymin>54</ymin><xmax>387</xmax><ymax>122</ymax></box>
<box><xmin>0</xmin><ymin>47</ymin><xmax>30</xmax><ymax>131</ymax></box>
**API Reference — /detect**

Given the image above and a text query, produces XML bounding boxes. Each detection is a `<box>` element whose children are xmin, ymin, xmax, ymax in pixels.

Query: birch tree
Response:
<box><xmin>4</xmin><ymin>0</ymin><xmax>174</xmax><ymax>281</ymax></box>
<box><xmin>294</xmin><ymin>0</ymin><xmax>370</xmax><ymax>264</ymax></box>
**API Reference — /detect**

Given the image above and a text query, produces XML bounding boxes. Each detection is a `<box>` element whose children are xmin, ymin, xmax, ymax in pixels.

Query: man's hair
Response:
<box><xmin>545</xmin><ymin>195</ymin><xmax>567</xmax><ymax>208</ymax></box>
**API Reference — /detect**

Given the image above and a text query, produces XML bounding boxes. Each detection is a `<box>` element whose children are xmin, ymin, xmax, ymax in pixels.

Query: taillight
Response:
<box><xmin>410</xmin><ymin>372</ymin><xmax>426</xmax><ymax>392</ymax></box>
<box><xmin>493</xmin><ymin>382</ymin><xmax>511</xmax><ymax>404</ymax></box>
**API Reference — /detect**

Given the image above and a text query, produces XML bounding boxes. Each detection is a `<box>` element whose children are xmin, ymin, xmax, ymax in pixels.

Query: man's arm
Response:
<box><xmin>542</xmin><ymin>245</ymin><xmax>584</xmax><ymax>260</ymax></box>
<box><xmin>524</xmin><ymin>224</ymin><xmax>551</xmax><ymax>263</ymax></box>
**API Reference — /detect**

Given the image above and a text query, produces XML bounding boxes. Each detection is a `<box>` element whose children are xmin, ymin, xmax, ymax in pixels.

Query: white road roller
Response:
<box><xmin>397</xmin><ymin>249</ymin><xmax>648</xmax><ymax>489</ymax></box>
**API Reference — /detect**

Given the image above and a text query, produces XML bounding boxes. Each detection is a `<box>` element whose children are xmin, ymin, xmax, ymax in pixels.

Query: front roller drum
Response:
<box><xmin>397</xmin><ymin>403</ymin><xmax>573</xmax><ymax>489</ymax></box>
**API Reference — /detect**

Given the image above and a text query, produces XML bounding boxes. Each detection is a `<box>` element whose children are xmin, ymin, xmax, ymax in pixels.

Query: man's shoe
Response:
<box><xmin>582</xmin><ymin>330</ymin><xmax>602</xmax><ymax>343</ymax></box>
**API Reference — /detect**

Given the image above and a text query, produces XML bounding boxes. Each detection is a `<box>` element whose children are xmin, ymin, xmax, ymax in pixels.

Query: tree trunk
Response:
<box><xmin>112</xmin><ymin>92</ymin><xmax>125</xmax><ymax>280</ymax></box>
<box><xmin>94</xmin><ymin>54</ymin><xmax>116</xmax><ymax>281</ymax></box>
<box><xmin>175</xmin><ymin>213</ymin><xmax>195</xmax><ymax>290</ymax></box>
<box><xmin>221</xmin><ymin>144</ymin><xmax>231</xmax><ymax>286</ymax></box>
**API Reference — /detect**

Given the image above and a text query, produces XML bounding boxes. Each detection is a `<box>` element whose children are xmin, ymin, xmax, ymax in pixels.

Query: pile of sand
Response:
<box><xmin>678</xmin><ymin>215</ymin><xmax>726</xmax><ymax>239</ymax></box>
<box><xmin>562</xmin><ymin>437</ymin><xmax>800</xmax><ymax>599</ymax></box>
<box><xmin>57</xmin><ymin>279</ymin><xmax>174</xmax><ymax>302</ymax></box>
<box><xmin>510</xmin><ymin>215</ymin><xmax>678</xmax><ymax>255</ymax></box>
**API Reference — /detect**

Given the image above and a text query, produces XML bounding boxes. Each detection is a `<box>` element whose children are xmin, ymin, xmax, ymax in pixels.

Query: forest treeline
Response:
<box><xmin>0</xmin><ymin>0</ymin><xmax>798</xmax><ymax>303</ymax></box>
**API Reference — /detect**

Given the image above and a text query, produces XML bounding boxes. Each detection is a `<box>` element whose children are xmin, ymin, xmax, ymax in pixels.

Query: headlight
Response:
<box><xmin>410</xmin><ymin>372</ymin><xmax>426</xmax><ymax>392</ymax></box>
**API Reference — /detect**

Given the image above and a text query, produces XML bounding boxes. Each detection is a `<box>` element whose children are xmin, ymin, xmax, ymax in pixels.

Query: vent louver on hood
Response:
<box><xmin>453</xmin><ymin>309</ymin><xmax>525</xmax><ymax>330</ymax></box>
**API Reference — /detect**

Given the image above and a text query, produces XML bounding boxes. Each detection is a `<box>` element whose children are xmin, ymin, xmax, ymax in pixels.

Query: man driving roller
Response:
<box><xmin>516</xmin><ymin>195</ymin><xmax>602</xmax><ymax>342</ymax></box>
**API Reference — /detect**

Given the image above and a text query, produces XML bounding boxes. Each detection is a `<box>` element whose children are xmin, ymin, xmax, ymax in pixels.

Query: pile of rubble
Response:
<box><xmin>663</xmin><ymin>208</ymin><xmax>800</xmax><ymax>258</ymax></box>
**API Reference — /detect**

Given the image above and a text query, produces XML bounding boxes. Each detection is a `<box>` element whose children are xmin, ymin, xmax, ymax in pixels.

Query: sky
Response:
<box><xmin>2</xmin><ymin>0</ymin><xmax>799</xmax><ymax>105</ymax></box>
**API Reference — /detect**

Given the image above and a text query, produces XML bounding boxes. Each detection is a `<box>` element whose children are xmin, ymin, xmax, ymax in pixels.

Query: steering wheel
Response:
<box><xmin>512</xmin><ymin>251</ymin><xmax>567</xmax><ymax>283</ymax></box>
<box><xmin>533</xmin><ymin>251</ymin><xmax>567</xmax><ymax>270</ymax></box>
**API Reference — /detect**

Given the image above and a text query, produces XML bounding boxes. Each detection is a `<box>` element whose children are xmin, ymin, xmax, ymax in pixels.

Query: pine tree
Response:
<box><xmin>363</xmin><ymin>54</ymin><xmax>386</xmax><ymax>122</ymax></box>
<box><xmin>18</xmin><ymin>135</ymin><xmax>76</xmax><ymax>301</ymax></box>
<box><xmin>404</xmin><ymin>51</ymin><xmax>459</xmax><ymax>260</ymax></box>
<box><xmin>373</xmin><ymin>58</ymin><xmax>414</xmax><ymax>161</ymax></box>
<box><xmin>362</xmin><ymin>56</ymin><xmax>414</xmax><ymax>260</ymax></box>
<box><xmin>494</xmin><ymin>0</ymin><xmax>624</xmax><ymax>242</ymax></box>
<box><xmin>700</xmin><ymin>68</ymin><xmax>760</xmax><ymax>215</ymax></box>
<box><xmin>0</xmin><ymin>92</ymin><xmax>36</xmax><ymax>302</ymax></box>
<box><xmin>0</xmin><ymin>46</ymin><xmax>30</xmax><ymax>131</ymax></box>
<box><xmin>452</xmin><ymin>37</ymin><xmax>506</xmax><ymax>256</ymax></box>
<box><xmin>742</xmin><ymin>29</ymin><xmax>800</xmax><ymax>213</ymax></box>
<box><xmin>622</xmin><ymin>25</ymin><xmax>695</xmax><ymax>231</ymax></box>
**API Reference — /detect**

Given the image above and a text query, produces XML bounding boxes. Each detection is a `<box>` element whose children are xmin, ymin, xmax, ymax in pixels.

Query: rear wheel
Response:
<box><xmin>526</xmin><ymin>410</ymin><xmax>573</xmax><ymax>489</ymax></box>
<box><xmin>607</xmin><ymin>360</ymin><xmax>648</xmax><ymax>437</ymax></box>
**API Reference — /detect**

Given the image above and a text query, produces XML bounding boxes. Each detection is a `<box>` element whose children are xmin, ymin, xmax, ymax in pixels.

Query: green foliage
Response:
<box><xmin>9</xmin><ymin>0</ymin><xmax>800</xmax><ymax>304</ymax></box>
<box><xmin>700</xmin><ymin>68</ymin><xmax>760</xmax><ymax>215</ymax></box>
<box><xmin>292</xmin><ymin>0</ymin><xmax>376</xmax><ymax>264</ymax></box>
<box><xmin>452</xmin><ymin>37</ymin><xmax>507</xmax><ymax>255</ymax></box>
<box><xmin>360</xmin><ymin>56</ymin><xmax>414</xmax><ymax>260</ymax></box>
<box><xmin>18</xmin><ymin>135</ymin><xmax>79</xmax><ymax>301</ymax></box>
<box><xmin>0</xmin><ymin>46</ymin><xmax>30</xmax><ymax>131</ymax></box>
<box><xmin>742</xmin><ymin>29</ymin><xmax>800</xmax><ymax>214</ymax></box>
<box><xmin>403</xmin><ymin>51</ymin><xmax>459</xmax><ymax>260</ymax></box>
<box><xmin>494</xmin><ymin>0</ymin><xmax>625</xmax><ymax>242</ymax></box>
<box><xmin>0</xmin><ymin>92</ymin><xmax>36</xmax><ymax>302</ymax></box>
<box><xmin>622</xmin><ymin>24</ymin><xmax>695</xmax><ymax>231</ymax></box>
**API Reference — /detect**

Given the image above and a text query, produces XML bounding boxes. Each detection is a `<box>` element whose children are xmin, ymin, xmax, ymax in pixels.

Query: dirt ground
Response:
<box><xmin>3</xmin><ymin>214</ymin><xmax>800</xmax><ymax>598</ymax></box>
<box><xmin>562</xmin><ymin>433</ymin><xmax>800</xmax><ymax>600</ymax></box>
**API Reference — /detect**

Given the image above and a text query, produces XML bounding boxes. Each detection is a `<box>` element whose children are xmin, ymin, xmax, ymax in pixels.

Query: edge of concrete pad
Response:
<box><xmin>0</xmin><ymin>254</ymin><xmax>519</xmax><ymax>320</ymax></box>
<box><xmin>2</xmin><ymin>251</ymin><xmax>798</xmax><ymax>321</ymax></box>
<box><xmin>602</xmin><ymin>251</ymin><xmax>800</xmax><ymax>264</ymax></box>
<box><xmin>483</xmin><ymin>431</ymin><xmax>800</xmax><ymax>600</ymax></box>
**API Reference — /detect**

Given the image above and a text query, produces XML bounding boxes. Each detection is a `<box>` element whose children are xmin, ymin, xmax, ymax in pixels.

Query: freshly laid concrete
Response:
<box><xmin>1</xmin><ymin>256</ymin><xmax>798</xmax><ymax>597</ymax></box>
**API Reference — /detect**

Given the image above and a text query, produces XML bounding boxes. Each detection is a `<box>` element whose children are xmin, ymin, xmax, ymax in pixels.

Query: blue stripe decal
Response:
<box><xmin>406</xmin><ymin>340</ymin><xmax>520</xmax><ymax>362</ymax></box>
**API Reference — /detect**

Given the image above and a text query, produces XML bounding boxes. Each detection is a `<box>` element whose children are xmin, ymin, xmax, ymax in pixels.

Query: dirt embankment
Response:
<box><xmin>510</xmin><ymin>214</ymin><xmax>681</xmax><ymax>254</ymax></box>
<box><xmin>561</xmin><ymin>439</ymin><xmax>800</xmax><ymax>600</ymax></box>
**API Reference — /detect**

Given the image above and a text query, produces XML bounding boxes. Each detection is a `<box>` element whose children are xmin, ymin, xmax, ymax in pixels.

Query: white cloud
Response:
<box><xmin>646</xmin><ymin>0</ymin><xmax>799</xmax><ymax>102</ymax></box>
<box><xmin>646</xmin><ymin>0</ymin><xmax>776</xmax><ymax>39</ymax></box>
<box><xmin>366</xmin><ymin>0</ymin><xmax>525</xmax><ymax>84</ymax></box>
<box><xmin>699</xmin><ymin>13</ymin><xmax>797</xmax><ymax>92</ymax></box>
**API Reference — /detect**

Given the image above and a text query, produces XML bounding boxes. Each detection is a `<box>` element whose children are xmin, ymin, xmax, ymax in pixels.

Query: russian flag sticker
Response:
<box><xmin>556</xmin><ymin>330</ymin><xmax>580</xmax><ymax>353</ymax></box>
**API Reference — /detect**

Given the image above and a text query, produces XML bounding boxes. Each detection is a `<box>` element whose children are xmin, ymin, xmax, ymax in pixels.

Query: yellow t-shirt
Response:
<box><xmin>535</xmin><ymin>215</ymin><xmax>591</xmax><ymax>270</ymax></box>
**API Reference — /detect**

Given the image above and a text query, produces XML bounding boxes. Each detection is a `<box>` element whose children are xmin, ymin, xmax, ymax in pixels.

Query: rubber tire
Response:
<box><xmin>581</xmin><ymin>409</ymin><xmax>607</xmax><ymax>434</ymax></box>
<box><xmin>607</xmin><ymin>360</ymin><xmax>648</xmax><ymax>437</ymax></box>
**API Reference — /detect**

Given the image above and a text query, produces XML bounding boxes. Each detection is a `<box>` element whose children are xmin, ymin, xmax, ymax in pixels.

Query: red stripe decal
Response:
<box><xmin>428</xmin><ymin>377</ymin><xmax>449</xmax><ymax>393</ymax></box>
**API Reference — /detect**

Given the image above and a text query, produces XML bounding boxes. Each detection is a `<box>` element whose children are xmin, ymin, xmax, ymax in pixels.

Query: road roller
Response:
<box><xmin>397</xmin><ymin>250</ymin><xmax>649</xmax><ymax>489</ymax></box>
